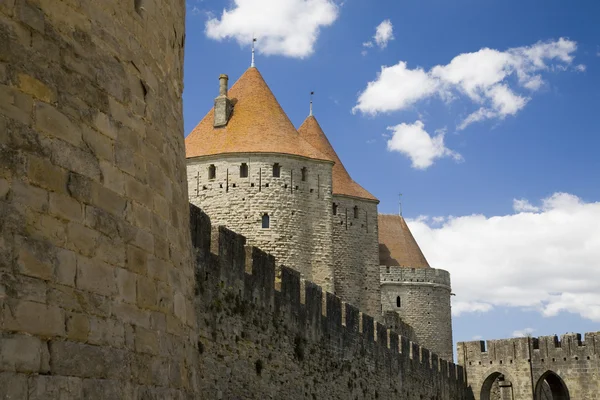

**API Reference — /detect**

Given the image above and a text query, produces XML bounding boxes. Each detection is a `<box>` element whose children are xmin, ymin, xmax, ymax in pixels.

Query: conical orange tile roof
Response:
<box><xmin>378</xmin><ymin>214</ymin><xmax>430</xmax><ymax>268</ymax></box>
<box><xmin>186</xmin><ymin>67</ymin><xmax>330</xmax><ymax>161</ymax></box>
<box><xmin>298</xmin><ymin>116</ymin><xmax>378</xmax><ymax>202</ymax></box>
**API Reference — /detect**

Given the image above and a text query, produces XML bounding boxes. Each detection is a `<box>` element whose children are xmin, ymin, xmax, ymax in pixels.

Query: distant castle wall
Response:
<box><xmin>381</xmin><ymin>267</ymin><xmax>453</xmax><ymax>361</ymax></box>
<box><xmin>187</xmin><ymin>154</ymin><xmax>335</xmax><ymax>292</ymax></box>
<box><xmin>458</xmin><ymin>333</ymin><xmax>600</xmax><ymax>399</ymax></box>
<box><xmin>332</xmin><ymin>195</ymin><xmax>380</xmax><ymax>316</ymax></box>
<box><xmin>0</xmin><ymin>0</ymin><xmax>198</xmax><ymax>397</ymax></box>
<box><xmin>191</xmin><ymin>205</ymin><xmax>472</xmax><ymax>399</ymax></box>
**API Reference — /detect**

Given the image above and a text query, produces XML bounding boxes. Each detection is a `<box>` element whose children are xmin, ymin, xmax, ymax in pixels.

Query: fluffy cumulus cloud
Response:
<box><xmin>363</xmin><ymin>19</ymin><xmax>394</xmax><ymax>54</ymax></box>
<box><xmin>408</xmin><ymin>193</ymin><xmax>600</xmax><ymax>322</ymax></box>
<box><xmin>353</xmin><ymin>38</ymin><xmax>579</xmax><ymax>129</ymax></box>
<box><xmin>386</xmin><ymin>121</ymin><xmax>462</xmax><ymax>169</ymax></box>
<box><xmin>205</xmin><ymin>0</ymin><xmax>339</xmax><ymax>58</ymax></box>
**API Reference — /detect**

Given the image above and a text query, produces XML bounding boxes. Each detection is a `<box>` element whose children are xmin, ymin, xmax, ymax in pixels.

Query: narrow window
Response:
<box><xmin>332</xmin><ymin>203</ymin><xmax>337</xmax><ymax>216</ymax></box>
<box><xmin>261</xmin><ymin>214</ymin><xmax>270</xmax><ymax>229</ymax></box>
<box><xmin>272</xmin><ymin>163</ymin><xmax>280</xmax><ymax>177</ymax></box>
<box><xmin>353</xmin><ymin>206</ymin><xmax>358</xmax><ymax>218</ymax></box>
<box><xmin>301</xmin><ymin>167</ymin><xmax>307</xmax><ymax>181</ymax></box>
<box><xmin>208</xmin><ymin>164</ymin><xmax>216</xmax><ymax>180</ymax></box>
<box><xmin>396</xmin><ymin>296</ymin><xmax>401</xmax><ymax>308</ymax></box>
<box><xmin>240</xmin><ymin>163</ymin><xmax>248</xmax><ymax>178</ymax></box>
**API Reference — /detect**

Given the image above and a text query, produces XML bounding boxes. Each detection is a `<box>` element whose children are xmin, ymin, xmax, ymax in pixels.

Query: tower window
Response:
<box><xmin>208</xmin><ymin>164</ymin><xmax>216</xmax><ymax>180</ymax></box>
<box><xmin>301</xmin><ymin>167</ymin><xmax>307</xmax><ymax>181</ymax></box>
<box><xmin>332</xmin><ymin>203</ymin><xmax>337</xmax><ymax>215</ymax></box>
<box><xmin>261</xmin><ymin>214</ymin><xmax>270</xmax><ymax>229</ymax></box>
<box><xmin>240</xmin><ymin>163</ymin><xmax>248</xmax><ymax>178</ymax></box>
<box><xmin>272</xmin><ymin>163</ymin><xmax>280</xmax><ymax>177</ymax></box>
<box><xmin>353</xmin><ymin>206</ymin><xmax>358</xmax><ymax>218</ymax></box>
<box><xmin>396</xmin><ymin>296</ymin><xmax>401</xmax><ymax>308</ymax></box>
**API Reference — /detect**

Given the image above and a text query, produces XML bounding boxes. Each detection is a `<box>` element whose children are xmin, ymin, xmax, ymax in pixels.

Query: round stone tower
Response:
<box><xmin>379</xmin><ymin>214</ymin><xmax>454</xmax><ymax>361</ymax></box>
<box><xmin>1</xmin><ymin>1</ymin><xmax>197</xmax><ymax>397</ymax></box>
<box><xmin>186</xmin><ymin>68</ymin><xmax>335</xmax><ymax>292</ymax></box>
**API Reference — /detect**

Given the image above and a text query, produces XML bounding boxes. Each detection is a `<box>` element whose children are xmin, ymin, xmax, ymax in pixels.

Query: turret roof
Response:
<box><xmin>298</xmin><ymin>116</ymin><xmax>378</xmax><ymax>202</ymax></box>
<box><xmin>186</xmin><ymin>67</ymin><xmax>331</xmax><ymax>162</ymax></box>
<box><xmin>378</xmin><ymin>214</ymin><xmax>430</xmax><ymax>268</ymax></box>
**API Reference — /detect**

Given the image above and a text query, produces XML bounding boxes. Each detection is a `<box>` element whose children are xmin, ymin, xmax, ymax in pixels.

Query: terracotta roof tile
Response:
<box><xmin>186</xmin><ymin>67</ymin><xmax>330</xmax><ymax>161</ymax></box>
<box><xmin>378</xmin><ymin>214</ymin><xmax>430</xmax><ymax>268</ymax></box>
<box><xmin>298</xmin><ymin>116</ymin><xmax>378</xmax><ymax>202</ymax></box>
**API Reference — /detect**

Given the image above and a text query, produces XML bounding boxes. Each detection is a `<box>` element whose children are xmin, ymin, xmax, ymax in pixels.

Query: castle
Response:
<box><xmin>0</xmin><ymin>1</ymin><xmax>597</xmax><ymax>399</ymax></box>
<box><xmin>184</xmin><ymin>67</ymin><xmax>453</xmax><ymax>361</ymax></box>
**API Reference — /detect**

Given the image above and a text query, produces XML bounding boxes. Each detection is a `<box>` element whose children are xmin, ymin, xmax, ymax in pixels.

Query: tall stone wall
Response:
<box><xmin>191</xmin><ymin>205</ymin><xmax>472</xmax><ymax>400</ymax></box>
<box><xmin>0</xmin><ymin>0</ymin><xmax>198</xmax><ymax>397</ymax></box>
<box><xmin>332</xmin><ymin>195</ymin><xmax>380</xmax><ymax>317</ymax></box>
<box><xmin>458</xmin><ymin>332</ymin><xmax>600</xmax><ymax>399</ymax></box>
<box><xmin>381</xmin><ymin>267</ymin><xmax>454</xmax><ymax>362</ymax></box>
<box><xmin>187</xmin><ymin>154</ymin><xmax>334</xmax><ymax>292</ymax></box>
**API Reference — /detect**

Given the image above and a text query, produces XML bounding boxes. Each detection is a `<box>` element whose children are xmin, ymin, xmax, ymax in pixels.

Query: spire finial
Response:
<box><xmin>309</xmin><ymin>91</ymin><xmax>314</xmax><ymax>116</ymax></box>
<box><xmin>251</xmin><ymin>37</ymin><xmax>257</xmax><ymax>67</ymax></box>
<box><xmin>399</xmin><ymin>193</ymin><xmax>403</xmax><ymax>216</ymax></box>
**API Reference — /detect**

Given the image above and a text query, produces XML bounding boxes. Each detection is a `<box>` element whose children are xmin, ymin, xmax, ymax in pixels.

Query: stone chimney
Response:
<box><xmin>214</xmin><ymin>74</ymin><xmax>233</xmax><ymax>127</ymax></box>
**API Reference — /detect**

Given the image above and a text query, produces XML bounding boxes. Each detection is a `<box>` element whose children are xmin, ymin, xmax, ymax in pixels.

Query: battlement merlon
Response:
<box><xmin>380</xmin><ymin>266</ymin><xmax>451</xmax><ymax>289</ymax></box>
<box><xmin>190</xmin><ymin>204</ymin><xmax>464</xmax><ymax>379</ymax></box>
<box><xmin>457</xmin><ymin>332</ymin><xmax>600</xmax><ymax>365</ymax></box>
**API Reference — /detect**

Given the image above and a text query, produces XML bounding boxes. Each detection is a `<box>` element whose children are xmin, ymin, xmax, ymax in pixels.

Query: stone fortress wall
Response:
<box><xmin>187</xmin><ymin>153</ymin><xmax>335</xmax><ymax>293</ymax></box>
<box><xmin>0</xmin><ymin>0</ymin><xmax>199</xmax><ymax>398</ymax></box>
<box><xmin>381</xmin><ymin>267</ymin><xmax>454</xmax><ymax>362</ymax></box>
<box><xmin>191</xmin><ymin>205</ymin><xmax>472</xmax><ymax>399</ymax></box>
<box><xmin>458</xmin><ymin>332</ymin><xmax>600</xmax><ymax>399</ymax></box>
<box><xmin>332</xmin><ymin>195</ymin><xmax>380</xmax><ymax>317</ymax></box>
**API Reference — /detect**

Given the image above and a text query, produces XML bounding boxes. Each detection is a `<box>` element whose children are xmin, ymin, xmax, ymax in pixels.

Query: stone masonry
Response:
<box><xmin>0</xmin><ymin>0</ymin><xmax>198</xmax><ymax>397</ymax></box>
<box><xmin>332</xmin><ymin>195</ymin><xmax>380</xmax><ymax>317</ymax></box>
<box><xmin>191</xmin><ymin>205</ymin><xmax>471</xmax><ymax>399</ymax></box>
<box><xmin>458</xmin><ymin>333</ymin><xmax>600</xmax><ymax>399</ymax></box>
<box><xmin>381</xmin><ymin>267</ymin><xmax>454</xmax><ymax>362</ymax></box>
<box><xmin>187</xmin><ymin>153</ymin><xmax>335</xmax><ymax>293</ymax></box>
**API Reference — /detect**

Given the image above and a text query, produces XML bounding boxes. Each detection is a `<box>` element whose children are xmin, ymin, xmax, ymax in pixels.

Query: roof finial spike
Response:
<box><xmin>251</xmin><ymin>37</ymin><xmax>257</xmax><ymax>67</ymax></box>
<box><xmin>399</xmin><ymin>193</ymin><xmax>403</xmax><ymax>217</ymax></box>
<box><xmin>309</xmin><ymin>91</ymin><xmax>314</xmax><ymax>116</ymax></box>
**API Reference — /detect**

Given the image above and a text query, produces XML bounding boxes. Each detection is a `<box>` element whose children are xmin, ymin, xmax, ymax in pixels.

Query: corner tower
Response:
<box><xmin>299</xmin><ymin>116</ymin><xmax>380</xmax><ymax>316</ymax></box>
<box><xmin>379</xmin><ymin>214</ymin><xmax>454</xmax><ymax>361</ymax></box>
<box><xmin>186</xmin><ymin>68</ymin><xmax>335</xmax><ymax>291</ymax></box>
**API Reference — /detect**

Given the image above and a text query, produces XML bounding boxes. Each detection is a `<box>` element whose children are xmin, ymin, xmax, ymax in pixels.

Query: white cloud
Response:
<box><xmin>513</xmin><ymin>328</ymin><xmax>535</xmax><ymax>338</ymax></box>
<box><xmin>374</xmin><ymin>19</ymin><xmax>394</xmax><ymax>49</ymax></box>
<box><xmin>513</xmin><ymin>198</ymin><xmax>540</xmax><ymax>213</ymax></box>
<box><xmin>575</xmin><ymin>64</ymin><xmax>586</xmax><ymax>72</ymax></box>
<box><xmin>205</xmin><ymin>0</ymin><xmax>339</xmax><ymax>58</ymax></box>
<box><xmin>362</xmin><ymin>19</ymin><xmax>394</xmax><ymax>54</ymax></box>
<box><xmin>354</xmin><ymin>38</ymin><xmax>578</xmax><ymax>128</ymax></box>
<box><xmin>386</xmin><ymin>121</ymin><xmax>462</xmax><ymax>169</ymax></box>
<box><xmin>408</xmin><ymin>193</ymin><xmax>600</xmax><ymax>321</ymax></box>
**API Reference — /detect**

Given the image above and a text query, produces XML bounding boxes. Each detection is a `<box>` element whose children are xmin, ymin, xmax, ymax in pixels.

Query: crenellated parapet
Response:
<box><xmin>380</xmin><ymin>266</ymin><xmax>451</xmax><ymax>289</ymax></box>
<box><xmin>190</xmin><ymin>204</ymin><xmax>471</xmax><ymax>399</ymax></box>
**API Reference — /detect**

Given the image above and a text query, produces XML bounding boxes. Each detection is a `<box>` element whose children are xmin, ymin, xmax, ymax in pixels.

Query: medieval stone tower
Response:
<box><xmin>186</xmin><ymin>67</ymin><xmax>381</xmax><ymax>316</ymax></box>
<box><xmin>379</xmin><ymin>214</ymin><xmax>454</xmax><ymax>361</ymax></box>
<box><xmin>0</xmin><ymin>0</ymin><xmax>198</xmax><ymax>396</ymax></box>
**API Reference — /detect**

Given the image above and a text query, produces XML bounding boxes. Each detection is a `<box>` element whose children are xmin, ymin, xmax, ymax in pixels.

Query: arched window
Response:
<box><xmin>301</xmin><ymin>167</ymin><xmax>307</xmax><ymax>181</ymax></box>
<box><xmin>272</xmin><ymin>163</ymin><xmax>280</xmax><ymax>177</ymax></box>
<box><xmin>396</xmin><ymin>296</ymin><xmax>401</xmax><ymax>308</ymax></box>
<box><xmin>208</xmin><ymin>164</ymin><xmax>216</xmax><ymax>180</ymax></box>
<box><xmin>240</xmin><ymin>163</ymin><xmax>248</xmax><ymax>178</ymax></box>
<box><xmin>353</xmin><ymin>206</ymin><xmax>359</xmax><ymax>218</ymax></box>
<box><xmin>332</xmin><ymin>203</ymin><xmax>337</xmax><ymax>215</ymax></box>
<box><xmin>261</xmin><ymin>214</ymin><xmax>270</xmax><ymax>229</ymax></box>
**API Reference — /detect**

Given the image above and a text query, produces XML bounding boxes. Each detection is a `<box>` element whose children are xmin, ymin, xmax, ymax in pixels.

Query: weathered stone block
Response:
<box><xmin>49</xmin><ymin>341</ymin><xmax>129</xmax><ymax>379</ymax></box>
<box><xmin>2</xmin><ymin>300</ymin><xmax>65</xmax><ymax>337</ymax></box>
<box><xmin>49</xmin><ymin>191</ymin><xmax>83</xmax><ymax>222</ymax></box>
<box><xmin>0</xmin><ymin>371</ymin><xmax>27</xmax><ymax>399</ymax></box>
<box><xmin>135</xmin><ymin>326</ymin><xmax>159</xmax><ymax>355</ymax></box>
<box><xmin>35</xmin><ymin>101</ymin><xmax>81</xmax><ymax>146</ymax></box>
<box><xmin>16</xmin><ymin>0</ymin><xmax>44</xmax><ymax>33</ymax></box>
<box><xmin>76</xmin><ymin>256</ymin><xmax>117</xmax><ymax>296</ymax></box>
<box><xmin>18</xmin><ymin>73</ymin><xmax>55</xmax><ymax>103</ymax></box>
<box><xmin>12</xmin><ymin>178</ymin><xmax>48</xmax><ymax>212</ymax></box>
<box><xmin>66</xmin><ymin>312</ymin><xmax>90</xmax><ymax>342</ymax></box>
<box><xmin>88</xmin><ymin>317</ymin><xmax>125</xmax><ymax>348</ymax></box>
<box><xmin>0</xmin><ymin>334</ymin><xmax>48</xmax><ymax>372</ymax></box>
<box><xmin>28</xmin><ymin>375</ymin><xmax>83</xmax><ymax>400</ymax></box>
<box><xmin>0</xmin><ymin>83</ymin><xmax>33</xmax><ymax>125</ymax></box>
<box><xmin>137</xmin><ymin>275</ymin><xmax>157</xmax><ymax>310</ymax></box>
<box><xmin>116</xmin><ymin>267</ymin><xmax>137</xmax><ymax>304</ymax></box>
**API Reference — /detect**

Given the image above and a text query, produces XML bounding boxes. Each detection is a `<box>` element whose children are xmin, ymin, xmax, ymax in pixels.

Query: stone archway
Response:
<box><xmin>480</xmin><ymin>372</ymin><xmax>514</xmax><ymax>400</ymax></box>
<box><xmin>534</xmin><ymin>371</ymin><xmax>569</xmax><ymax>400</ymax></box>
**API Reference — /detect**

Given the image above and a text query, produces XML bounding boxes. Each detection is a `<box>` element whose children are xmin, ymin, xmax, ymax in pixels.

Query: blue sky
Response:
<box><xmin>183</xmin><ymin>0</ymin><xmax>600</xmax><ymax>349</ymax></box>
